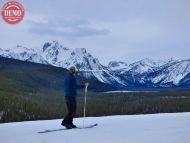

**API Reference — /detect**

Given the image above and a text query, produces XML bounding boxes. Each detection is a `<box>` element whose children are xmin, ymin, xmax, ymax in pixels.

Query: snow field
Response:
<box><xmin>0</xmin><ymin>113</ymin><xmax>190</xmax><ymax>143</ymax></box>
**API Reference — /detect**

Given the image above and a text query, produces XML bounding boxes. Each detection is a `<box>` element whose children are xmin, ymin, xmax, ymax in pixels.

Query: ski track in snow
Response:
<box><xmin>0</xmin><ymin>113</ymin><xmax>190</xmax><ymax>143</ymax></box>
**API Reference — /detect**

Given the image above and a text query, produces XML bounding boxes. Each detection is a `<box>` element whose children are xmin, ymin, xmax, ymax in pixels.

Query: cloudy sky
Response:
<box><xmin>0</xmin><ymin>0</ymin><xmax>190</xmax><ymax>65</ymax></box>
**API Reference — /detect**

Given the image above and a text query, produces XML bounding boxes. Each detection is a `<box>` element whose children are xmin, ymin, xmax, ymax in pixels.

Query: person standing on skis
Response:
<box><xmin>62</xmin><ymin>66</ymin><xmax>88</xmax><ymax>129</ymax></box>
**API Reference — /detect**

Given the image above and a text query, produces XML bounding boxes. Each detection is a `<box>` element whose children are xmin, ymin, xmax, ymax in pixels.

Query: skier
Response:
<box><xmin>62</xmin><ymin>66</ymin><xmax>89</xmax><ymax>129</ymax></box>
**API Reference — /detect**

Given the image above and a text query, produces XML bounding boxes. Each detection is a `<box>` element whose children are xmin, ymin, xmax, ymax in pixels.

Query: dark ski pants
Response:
<box><xmin>63</xmin><ymin>96</ymin><xmax>76</xmax><ymax>125</ymax></box>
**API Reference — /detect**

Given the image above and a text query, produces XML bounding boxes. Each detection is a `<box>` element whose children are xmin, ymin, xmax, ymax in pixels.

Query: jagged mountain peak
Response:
<box><xmin>157</xmin><ymin>58</ymin><xmax>179</xmax><ymax>67</ymax></box>
<box><xmin>43</xmin><ymin>42</ymin><xmax>51</xmax><ymax>52</ymax></box>
<box><xmin>132</xmin><ymin>58</ymin><xmax>157</xmax><ymax>67</ymax></box>
<box><xmin>122</xmin><ymin>58</ymin><xmax>157</xmax><ymax>74</ymax></box>
<box><xmin>43</xmin><ymin>41</ymin><xmax>69</xmax><ymax>52</ymax></box>
<box><xmin>108</xmin><ymin>61</ymin><xmax>128</xmax><ymax>66</ymax></box>
<box><xmin>6</xmin><ymin>45</ymin><xmax>35</xmax><ymax>53</ymax></box>
<box><xmin>74</xmin><ymin>47</ymin><xmax>87</xmax><ymax>54</ymax></box>
<box><xmin>108</xmin><ymin>61</ymin><xmax>128</xmax><ymax>71</ymax></box>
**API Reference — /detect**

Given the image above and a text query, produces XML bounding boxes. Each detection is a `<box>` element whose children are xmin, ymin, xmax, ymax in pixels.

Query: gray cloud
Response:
<box><xmin>27</xmin><ymin>18</ymin><xmax>109</xmax><ymax>40</ymax></box>
<box><xmin>1</xmin><ymin>0</ymin><xmax>190</xmax><ymax>64</ymax></box>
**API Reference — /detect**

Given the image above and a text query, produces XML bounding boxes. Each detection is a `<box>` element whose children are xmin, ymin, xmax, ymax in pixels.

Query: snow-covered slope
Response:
<box><xmin>151</xmin><ymin>60</ymin><xmax>190</xmax><ymax>85</ymax></box>
<box><xmin>0</xmin><ymin>46</ymin><xmax>47</xmax><ymax>64</ymax></box>
<box><xmin>0</xmin><ymin>113</ymin><xmax>190</xmax><ymax>143</ymax></box>
<box><xmin>126</xmin><ymin>58</ymin><xmax>159</xmax><ymax>74</ymax></box>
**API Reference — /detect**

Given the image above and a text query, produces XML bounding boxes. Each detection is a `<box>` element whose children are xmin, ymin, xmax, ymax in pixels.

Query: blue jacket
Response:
<box><xmin>63</xmin><ymin>74</ymin><xmax>84</xmax><ymax>97</ymax></box>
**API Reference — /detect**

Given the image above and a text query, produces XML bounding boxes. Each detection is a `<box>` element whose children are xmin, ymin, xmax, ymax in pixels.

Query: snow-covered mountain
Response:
<box><xmin>0</xmin><ymin>41</ymin><xmax>190</xmax><ymax>89</ymax></box>
<box><xmin>108</xmin><ymin>58</ymin><xmax>190</xmax><ymax>88</ymax></box>
<box><xmin>149</xmin><ymin>60</ymin><xmax>190</xmax><ymax>86</ymax></box>
<box><xmin>0</xmin><ymin>45</ymin><xmax>47</xmax><ymax>64</ymax></box>
<box><xmin>125</xmin><ymin>58</ymin><xmax>159</xmax><ymax>74</ymax></box>
<box><xmin>42</xmin><ymin>41</ymin><xmax>125</xmax><ymax>85</ymax></box>
<box><xmin>109</xmin><ymin>58</ymin><xmax>178</xmax><ymax>74</ymax></box>
<box><xmin>0</xmin><ymin>41</ymin><xmax>124</xmax><ymax>86</ymax></box>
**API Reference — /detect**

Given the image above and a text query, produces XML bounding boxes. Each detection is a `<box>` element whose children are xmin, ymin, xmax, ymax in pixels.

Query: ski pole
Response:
<box><xmin>83</xmin><ymin>83</ymin><xmax>88</xmax><ymax>127</ymax></box>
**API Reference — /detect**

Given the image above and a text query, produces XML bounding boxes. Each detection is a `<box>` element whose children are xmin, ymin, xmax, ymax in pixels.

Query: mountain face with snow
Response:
<box><xmin>0</xmin><ymin>41</ymin><xmax>124</xmax><ymax>86</ymax></box>
<box><xmin>107</xmin><ymin>58</ymin><xmax>190</xmax><ymax>88</ymax></box>
<box><xmin>0</xmin><ymin>45</ymin><xmax>47</xmax><ymax>64</ymax></box>
<box><xmin>146</xmin><ymin>60</ymin><xmax>190</xmax><ymax>86</ymax></box>
<box><xmin>0</xmin><ymin>41</ymin><xmax>190</xmax><ymax>89</ymax></box>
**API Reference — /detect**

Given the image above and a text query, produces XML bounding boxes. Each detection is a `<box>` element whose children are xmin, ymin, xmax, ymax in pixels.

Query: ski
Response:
<box><xmin>38</xmin><ymin>123</ymin><xmax>98</xmax><ymax>134</ymax></box>
<box><xmin>78</xmin><ymin>123</ymin><xmax>98</xmax><ymax>129</ymax></box>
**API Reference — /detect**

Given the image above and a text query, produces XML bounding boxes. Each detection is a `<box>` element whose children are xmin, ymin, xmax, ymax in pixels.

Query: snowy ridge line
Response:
<box><xmin>0</xmin><ymin>41</ymin><xmax>190</xmax><ymax>87</ymax></box>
